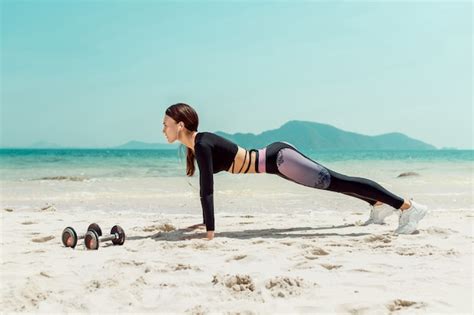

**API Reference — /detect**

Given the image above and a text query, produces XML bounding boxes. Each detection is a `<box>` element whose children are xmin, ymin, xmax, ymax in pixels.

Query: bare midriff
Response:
<box><xmin>227</xmin><ymin>147</ymin><xmax>258</xmax><ymax>174</ymax></box>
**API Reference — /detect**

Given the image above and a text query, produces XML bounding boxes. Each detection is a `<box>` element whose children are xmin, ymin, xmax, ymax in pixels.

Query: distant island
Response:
<box><xmin>215</xmin><ymin>120</ymin><xmax>436</xmax><ymax>151</ymax></box>
<box><xmin>113</xmin><ymin>120</ymin><xmax>436</xmax><ymax>151</ymax></box>
<box><xmin>3</xmin><ymin>120</ymin><xmax>437</xmax><ymax>150</ymax></box>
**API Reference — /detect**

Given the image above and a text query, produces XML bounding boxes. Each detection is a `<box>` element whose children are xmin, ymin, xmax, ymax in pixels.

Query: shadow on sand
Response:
<box><xmin>125</xmin><ymin>223</ymin><xmax>371</xmax><ymax>242</ymax></box>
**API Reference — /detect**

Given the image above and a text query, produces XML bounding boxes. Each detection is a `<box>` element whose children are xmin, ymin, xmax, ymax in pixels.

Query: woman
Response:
<box><xmin>163</xmin><ymin>103</ymin><xmax>427</xmax><ymax>240</ymax></box>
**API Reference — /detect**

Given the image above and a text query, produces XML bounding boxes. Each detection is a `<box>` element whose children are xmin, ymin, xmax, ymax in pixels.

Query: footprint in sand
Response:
<box><xmin>309</xmin><ymin>247</ymin><xmax>329</xmax><ymax>255</ymax></box>
<box><xmin>387</xmin><ymin>299</ymin><xmax>426</xmax><ymax>311</ymax></box>
<box><xmin>31</xmin><ymin>235</ymin><xmax>55</xmax><ymax>243</ymax></box>
<box><xmin>425</xmin><ymin>227</ymin><xmax>458</xmax><ymax>235</ymax></box>
<box><xmin>117</xmin><ymin>260</ymin><xmax>145</xmax><ymax>267</ymax></box>
<box><xmin>395</xmin><ymin>249</ymin><xmax>416</xmax><ymax>256</ymax></box>
<box><xmin>39</xmin><ymin>272</ymin><xmax>52</xmax><ymax>278</ymax></box>
<box><xmin>320</xmin><ymin>263</ymin><xmax>342</xmax><ymax>270</ymax></box>
<box><xmin>346</xmin><ymin>306</ymin><xmax>370</xmax><ymax>314</ymax></box>
<box><xmin>226</xmin><ymin>254</ymin><xmax>247</xmax><ymax>262</ymax></box>
<box><xmin>141</xmin><ymin>223</ymin><xmax>176</xmax><ymax>232</ymax></box>
<box><xmin>395</xmin><ymin>244</ymin><xmax>451</xmax><ymax>257</ymax></box>
<box><xmin>293</xmin><ymin>261</ymin><xmax>314</xmax><ymax>270</ymax></box>
<box><xmin>372</xmin><ymin>244</ymin><xmax>391</xmax><ymax>249</ymax></box>
<box><xmin>158</xmin><ymin>263</ymin><xmax>201</xmax><ymax>273</ymax></box>
<box><xmin>185</xmin><ymin>305</ymin><xmax>209</xmax><ymax>314</ymax></box>
<box><xmin>40</xmin><ymin>205</ymin><xmax>56</xmax><ymax>212</ymax></box>
<box><xmin>364</xmin><ymin>234</ymin><xmax>392</xmax><ymax>243</ymax></box>
<box><xmin>87</xmin><ymin>278</ymin><xmax>119</xmax><ymax>291</ymax></box>
<box><xmin>265</xmin><ymin>276</ymin><xmax>305</xmax><ymax>298</ymax></box>
<box><xmin>159</xmin><ymin>283</ymin><xmax>177</xmax><ymax>288</ymax></box>
<box><xmin>443</xmin><ymin>248</ymin><xmax>460</xmax><ymax>256</ymax></box>
<box><xmin>239</xmin><ymin>221</ymin><xmax>254</xmax><ymax>225</ymax></box>
<box><xmin>212</xmin><ymin>273</ymin><xmax>256</xmax><ymax>293</ymax></box>
<box><xmin>304</xmin><ymin>247</ymin><xmax>329</xmax><ymax>260</ymax></box>
<box><xmin>21</xmin><ymin>221</ymin><xmax>37</xmax><ymax>225</ymax></box>
<box><xmin>192</xmin><ymin>242</ymin><xmax>209</xmax><ymax>250</ymax></box>
<box><xmin>327</xmin><ymin>242</ymin><xmax>352</xmax><ymax>247</ymax></box>
<box><xmin>173</xmin><ymin>263</ymin><xmax>193</xmax><ymax>271</ymax></box>
<box><xmin>131</xmin><ymin>276</ymin><xmax>148</xmax><ymax>287</ymax></box>
<box><xmin>20</xmin><ymin>277</ymin><xmax>52</xmax><ymax>307</ymax></box>
<box><xmin>351</xmin><ymin>268</ymin><xmax>372</xmax><ymax>273</ymax></box>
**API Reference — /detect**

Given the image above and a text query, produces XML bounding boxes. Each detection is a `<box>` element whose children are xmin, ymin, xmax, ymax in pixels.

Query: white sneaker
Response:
<box><xmin>363</xmin><ymin>204</ymin><xmax>396</xmax><ymax>225</ymax></box>
<box><xmin>394</xmin><ymin>200</ymin><xmax>428</xmax><ymax>234</ymax></box>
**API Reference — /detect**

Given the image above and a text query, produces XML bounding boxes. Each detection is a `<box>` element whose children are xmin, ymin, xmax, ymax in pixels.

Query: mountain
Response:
<box><xmin>215</xmin><ymin>120</ymin><xmax>436</xmax><ymax>151</ymax></box>
<box><xmin>11</xmin><ymin>121</ymin><xmax>434</xmax><ymax>150</ymax></box>
<box><xmin>113</xmin><ymin>140</ymin><xmax>179</xmax><ymax>150</ymax></box>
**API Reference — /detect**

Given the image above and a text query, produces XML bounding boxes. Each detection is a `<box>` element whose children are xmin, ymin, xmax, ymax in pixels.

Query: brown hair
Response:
<box><xmin>165</xmin><ymin>103</ymin><xmax>199</xmax><ymax>176</ymax></box>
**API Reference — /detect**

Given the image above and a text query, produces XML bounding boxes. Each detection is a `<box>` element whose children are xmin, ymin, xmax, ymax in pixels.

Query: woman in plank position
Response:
<box><xmin>163</xmin><ymin>103</ymin><xmax>427</xmax><ymax>240</ymax></box>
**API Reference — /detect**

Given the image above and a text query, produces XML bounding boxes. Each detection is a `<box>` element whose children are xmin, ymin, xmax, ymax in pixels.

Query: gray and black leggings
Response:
<box><xmin>255</xmin><ymin>142</ymin><xmax>405</xmax><ymax>209</ymax></box>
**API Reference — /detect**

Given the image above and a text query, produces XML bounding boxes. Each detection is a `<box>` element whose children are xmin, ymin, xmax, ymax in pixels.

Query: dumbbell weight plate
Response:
<box><xmin>84</xmin><ymin>229</ymin><xmax>100</xmax><ymax>250</ymax></box>
<box><xmin>87</xmin><ymin>223</ymin><xmax>102</xmax><ymax>238</ymax></box>
<box><xmin>61</xmin><ymin>223</ymin><xmax>102</xmax><ymax>248</ymax></box>
<box><xmin>111</xmin><ymin>225</ymin><xmax>126</xmax><ymax>245</ymax></box>
<box><xmin>61</xmin><ymin>227</ymin><xmax>77</xmax><ymax>248</ymax></box>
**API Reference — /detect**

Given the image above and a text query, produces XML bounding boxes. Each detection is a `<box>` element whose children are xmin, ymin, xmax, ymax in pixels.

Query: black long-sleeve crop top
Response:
<box><xmin>194</xmin><ymin>132</ymin><xmax>238</xmax><ymax>231</ymax></box>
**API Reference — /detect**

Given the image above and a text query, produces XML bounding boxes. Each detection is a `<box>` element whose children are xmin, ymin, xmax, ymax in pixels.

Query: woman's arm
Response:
<box><xmin>194</xmin><ymin>142</ymin><xmax>216</xmax><ymax>234</ymax></box>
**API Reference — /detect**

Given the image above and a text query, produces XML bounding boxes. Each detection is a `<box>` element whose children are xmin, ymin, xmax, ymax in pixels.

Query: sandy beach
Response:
<box><xmin>2</xmin><ymin>0</ymin><xmax>472</xmax><ymax>312</ymax></box>
<box><xmin>1</xmin><ymin>162</ymin><xmax>473</xmax><ymax>314</ymax></box>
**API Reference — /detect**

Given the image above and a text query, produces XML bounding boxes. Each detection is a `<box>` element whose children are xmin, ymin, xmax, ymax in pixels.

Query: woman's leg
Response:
<box><xmin>275</xmin><ymin>148</ymin><xmax>404</xmax><ymax>209</ymax></box>
<box><xmin>342</xmin><ymin>192</ymin><xmax>378</xmax><ymax>206</ymax></box>
<box><xmin>326</xmin><ymin>169</ymin><xmax>404</xmax><ymax>209</ymax></box>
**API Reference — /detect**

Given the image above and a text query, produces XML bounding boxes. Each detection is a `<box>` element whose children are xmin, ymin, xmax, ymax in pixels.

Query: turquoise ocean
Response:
<box><xmin>0</xmin><ymin>149</ymin><xmax>472</xmax><ymax>181</ymax></box>
<box><xmin>1</xmin><ymin>148</ymin><xmax>472</xmax><ymax>215</ymax></box>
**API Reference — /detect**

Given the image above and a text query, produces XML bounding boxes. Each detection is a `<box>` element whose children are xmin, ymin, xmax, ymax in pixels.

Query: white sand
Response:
<box><xmin>1</xmin><ymin>165</ymin><xmax>473</xmax><ymax>314</ymax></box>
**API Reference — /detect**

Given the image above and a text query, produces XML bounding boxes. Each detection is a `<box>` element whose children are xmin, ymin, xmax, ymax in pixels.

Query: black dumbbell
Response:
<box><xmin>84</xmin><ymin>225</ymin><xmax>126</xmax><ymax>250</ymax></box>
<box><xmin>62</xmin><ymin>223</ymin><xmax>102</xmax><ymax>248</ymax></box>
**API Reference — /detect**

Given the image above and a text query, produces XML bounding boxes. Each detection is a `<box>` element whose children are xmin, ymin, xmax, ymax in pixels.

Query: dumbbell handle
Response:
<box><xmin>76</xmin><ymin>232</ymin><xmax>88</xmax><ymax>239</ymax></box>
<box><xmin>99</xmin><ymin>233</ymin><xmax>120</xmax><ymax>243</ymax></box>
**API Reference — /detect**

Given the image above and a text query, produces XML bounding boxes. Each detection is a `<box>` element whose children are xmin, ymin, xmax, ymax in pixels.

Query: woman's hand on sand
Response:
<box><xmin>206</xmin><ymin>231</ymin><xmax>214</xmax><ymax>240</ymax></box>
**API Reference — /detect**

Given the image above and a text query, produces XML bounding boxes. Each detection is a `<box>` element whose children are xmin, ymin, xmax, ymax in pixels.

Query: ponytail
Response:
<box><xmin>186</xmin><ymin>146</ymin><xmax>196</xmax><ymax>176</ymax></box>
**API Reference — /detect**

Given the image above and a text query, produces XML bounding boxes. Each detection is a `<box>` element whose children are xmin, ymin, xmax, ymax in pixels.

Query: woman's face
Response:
<box><xmin>162</xmin><ymin>115</ymin><xmax>181</xmax><ymax>143</ymax></box>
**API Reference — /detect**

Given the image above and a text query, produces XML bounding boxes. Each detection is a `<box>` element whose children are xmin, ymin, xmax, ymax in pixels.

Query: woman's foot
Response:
<box><xmin>394</xmin><ymin>200</ymin><xmax>428</xmax><ymax>234</ymax></box>
<box><xmin>363</xmin><ymin>203</ymin><xmax>396</xmax><ymax>225</ymax></box>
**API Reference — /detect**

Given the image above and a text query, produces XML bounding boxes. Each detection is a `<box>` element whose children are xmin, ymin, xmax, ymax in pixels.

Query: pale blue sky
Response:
<box><xmin>1</xmin><ymin>0</ymin><xmax>472</xmax><ymax>149</ymax></box>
